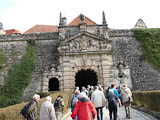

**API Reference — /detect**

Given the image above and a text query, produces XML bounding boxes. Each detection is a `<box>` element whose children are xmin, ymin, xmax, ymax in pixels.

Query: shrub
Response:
<box><xmin>0</xmin><ymin>49</ymin><xmax>6</xmax><ymax>70</ymax></box>
<box><xmin>0</xmin><ymin>39</ymin><xmax>35</xmax><ymax>108</ymax></box>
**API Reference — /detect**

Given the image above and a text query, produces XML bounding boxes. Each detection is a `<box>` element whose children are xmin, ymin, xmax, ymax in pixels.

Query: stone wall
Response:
<box><xmin>0</xmin><ymin>32</ymin><xmax>59</xmax><ymax>100</ymax></box>
<box><xmin>24</xmin><ymin>39</ymin><xmax>59</xmax><ymax>100</ymax></box>
<box><xmin>0</xmin><ymin>32</ymin><xmax>58</xmax><ymax>41</ymax></box>
<box><xmin>0</xmin><ymin>28</ymin><xmax>160</xmax><ymax>101</ymax></box>
<box><xmin>109</xmin><ymin>29</ymin><xmax>160</xmax><ymax>90</ymax></box>
<box><xmin>0</xmin><ymin>40</ymin><xmax>27</xmax><ymax>88</ymax></box>
<box><xmin>58</xmin><ymin>25</ymin><xmax>108</xmax><ymax>39</ymax></box>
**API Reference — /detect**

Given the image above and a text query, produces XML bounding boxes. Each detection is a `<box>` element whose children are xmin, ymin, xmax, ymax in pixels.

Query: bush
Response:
<box><xmin>0</xmin><ymin>39</ymin><xmax>36</xmax><ymax>108</ymax></box>
<box><xmin>0</xmin><ymin>49</ymin><xmax>6</xmax><ymax>70</ymax></box>
<box><xmin>132</xmin><ymin>90</ymin><xmax>160</xmax><ymax>112</ymax></box>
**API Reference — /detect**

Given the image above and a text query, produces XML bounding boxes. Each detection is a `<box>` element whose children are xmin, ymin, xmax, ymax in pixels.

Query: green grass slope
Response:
<box><xmin>0</xmin><ymin>92</ymin><xmax>72</xmax><ymax>120</ymax></box>
<box><xmin>132</xmin><ymin>90</ymin><xmax>160</xmax><ymax>112</ymax></box>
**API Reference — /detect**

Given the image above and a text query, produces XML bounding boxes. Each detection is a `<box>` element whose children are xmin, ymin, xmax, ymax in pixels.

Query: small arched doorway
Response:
<box><xmin>75</xmin><ymin>69</ymin><xmax>98</xmax><ymax>90</ymax></box>
<box><xmin>48</xmin><ymin>77</ymin><xmax>59</xmax><ymax>91</ymax></box>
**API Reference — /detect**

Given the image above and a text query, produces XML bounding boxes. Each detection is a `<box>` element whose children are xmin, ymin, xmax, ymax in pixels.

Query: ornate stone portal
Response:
<box><xmin>40</xmin><ymin>13</ymin><xmax>132</xmax><ymax>92</ymax></box>
<box><xmin>42</xmin><ymin>30</ymin><xmax>115</xmax><ymax>91</ymax></box>
<box><xmin>58</xmin><ymin>31</ymin><xmax>113</xmax><ymax>91</ymax></box>
<box><xmin>41</xmin><ymin>29</ymin><xmax>132</xmax><ymax>92</ymax></box>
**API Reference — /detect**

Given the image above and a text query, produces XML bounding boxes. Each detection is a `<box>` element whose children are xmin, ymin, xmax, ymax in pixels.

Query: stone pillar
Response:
<box><xmin>60</xmin><ymin>55</ymin><xmax>75</xmax><ymax>92</ymax></box>
<box><xmin>101</xmin><ymin>54</ymin><xmax>113</xmax><ymax>89</ymax></box>
<box><xmin>41</xmin><ymin>76</ymin><xmax>49</xmax><ymax>92</ymax></box>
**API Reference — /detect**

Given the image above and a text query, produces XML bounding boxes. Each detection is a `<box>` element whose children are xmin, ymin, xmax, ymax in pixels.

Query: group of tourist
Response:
<box><xmin>21</xmin><ymin>94</ymin><xmax>64</xmax><ymax>120</ymax></box>
<box><xmin>70</xmin><ymin>84</ymin><xmax>132</xmax><ymax>120</ymax></box>
<box><xmin>20</xmin><ymin>84</ymin><xmax>132</xmax><ymax>120</ymax></box>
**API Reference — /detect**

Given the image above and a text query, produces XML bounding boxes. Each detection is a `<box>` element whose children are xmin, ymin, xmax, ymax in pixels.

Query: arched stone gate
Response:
<box><xmin>57</xmin><ymin>31</ymin><xmax>113</xmax><ymax>91</ymax></box>
<box><xmin>41</xmin><ymin>31</ymin><xmax>132</xmax><ymax>92</ymax></box>
<box><xmin>75</xmin><ymin>69</ymin><xmax>98</xmax><ymax>90</ymax></box>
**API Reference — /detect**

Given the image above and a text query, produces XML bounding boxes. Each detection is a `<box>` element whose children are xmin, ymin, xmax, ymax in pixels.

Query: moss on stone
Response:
<box><xmin>132</xmin><ymin>29</ymin><xmax>160</xmax><ymax>71</ymax></box>
<box><xmin>0</xmin><ymin>50</ymin><xmax>6</xmax><ymax>70</ymax></box>
<box><xmin>0</xmin><ymin>39</ymin><xmax>36</xmax><ymax>108</ymax></box>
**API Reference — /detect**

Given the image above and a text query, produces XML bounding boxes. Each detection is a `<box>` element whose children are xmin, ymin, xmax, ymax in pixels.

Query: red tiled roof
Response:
<box><xmin>24</xmin><ymin>25</ymin><xmax>58</xmax><ymax>34</ymax></box>
<box><xmin>5</xmin><ymin>29</ymin><xmax>21</xmax><ymax>35</ymax></box>
<box><xmin>68</xmin><ymin>14</ymin><xmax>97</xmax><ymax>26</ymax></box>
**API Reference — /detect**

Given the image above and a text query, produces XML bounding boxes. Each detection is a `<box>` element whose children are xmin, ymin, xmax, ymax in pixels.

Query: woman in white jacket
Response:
<box><xmin>120</xmin><ymin>84</ymin><xmax>132</xmax><ymax>119</ymax></box>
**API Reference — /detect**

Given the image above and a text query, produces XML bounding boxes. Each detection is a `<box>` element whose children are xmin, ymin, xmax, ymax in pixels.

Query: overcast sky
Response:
<box><xmin>0</xmin><ymin>0</ymin><xmax>160</xmax><ymax>33</ymax></box>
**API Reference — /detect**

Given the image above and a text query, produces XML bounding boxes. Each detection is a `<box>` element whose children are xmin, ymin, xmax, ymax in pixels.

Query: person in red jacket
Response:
<box><xmin>71</xmin><ymin>92</ymin><xmax>97</xmax><ymax>120</ymax></box>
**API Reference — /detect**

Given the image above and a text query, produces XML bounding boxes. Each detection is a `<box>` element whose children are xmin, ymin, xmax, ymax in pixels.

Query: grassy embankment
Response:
<box><xmin>0</xmin><ymin>92</ymin><xmax>72</xmax><ymax>120</ymax></box>
<box><xmin>132</xmin><ymin>90</ymin><xmax>160</xmax><ymax>113</ymax></box>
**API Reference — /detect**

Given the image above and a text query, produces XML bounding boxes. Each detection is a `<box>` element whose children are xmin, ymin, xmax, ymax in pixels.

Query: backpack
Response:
<box><xmin>20</xmin><ymin>102</ymin><xmax>31</xmax><ymax>118</ymax></box>
<box><xmin>71</xmin><ymin>95</ymin><xmax>78</xmax><ymax>107</ymax></box>
<box><xmin>54</xmin><ymin>99</ymin><xmax>61</xmax><ymax>108</ymax></box>
<box><xmin>108</xmin><ymin>95</ymin><xmax>117</xmax><ymax>109</ymax></box>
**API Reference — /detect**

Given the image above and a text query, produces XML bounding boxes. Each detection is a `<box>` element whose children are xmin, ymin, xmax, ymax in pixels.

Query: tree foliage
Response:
<box><xmin>0</xmin><ymin>50</ymin><xmax>6</xmax><ymax>70</ymax></box>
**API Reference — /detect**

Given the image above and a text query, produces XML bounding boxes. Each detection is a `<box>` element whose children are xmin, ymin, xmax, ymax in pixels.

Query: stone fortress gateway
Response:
<box><xmin>42</xmin><ymin>13</ymin><xmax>132</xmax><ymax>92</ymax></box>
<box><xmin>0</xmin><ymin>12</ymin><xmax>160</xmax><ymax>99</ymax></box>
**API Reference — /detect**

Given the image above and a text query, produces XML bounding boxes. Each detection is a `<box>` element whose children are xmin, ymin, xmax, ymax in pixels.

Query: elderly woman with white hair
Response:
<box><xmin>40</xmin><ymin>96</ymin><xmax>57</xmax><ymax>120</ymax></box>
<box><xmin>71</xmin><ymin>92</ymin><xmax>97</xmax><ymax>120</ymax></box>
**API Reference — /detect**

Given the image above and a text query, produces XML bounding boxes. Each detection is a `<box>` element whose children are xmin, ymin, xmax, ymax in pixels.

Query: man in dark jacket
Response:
<box><xmin>24</xmin><ymin>94</ymin><xmax>40</xmax><ymax>120</ymax></box>
<box><xmin>71</xmin><ymin>92</ymin><xmax>97</xmax><ymax>120</ymax></box>
<box><xmin>54</xmin><ymin>95</ymin><xmax>64</xmax><ymax>120</ymax></box>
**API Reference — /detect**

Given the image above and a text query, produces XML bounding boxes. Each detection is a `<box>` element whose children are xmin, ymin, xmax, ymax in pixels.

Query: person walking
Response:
<box><xmin>120</xmin><ymin>84</ymin><xmax>132</xmax><ymax>119</ymax></box>
<box><xmin>21</xmin><ymin>94</ymin><xmax>40</xmax><ymax>120</ymax></box>
<box><xmin>98</xmin><ymin>85</ymin><xmax>104</xmax><ymax>92</ymax></box>
<box><xmin>71</xmin><ymin>90</ymin><xmax>80</xmax><ymax>120</ymax></box>
<box><xmin>40</xmin><ymin>96</ymin><xmax>57</xmax><ymax>120</ymax></box>
<box><xmin>91</xmin><ymin>86</ymin><xmax>106</xmax><ymax>120</ymax></box>
<box><xmin>54</xmin><ymin>95</ymin><xmax>64</xmax><ymax>120</ymax></box>
<box><xmin>81</xmin><ymin>86</ymin><xmax>89</xmax><ymax>97</ymax></box>
<box><xmin>88</xmin><ymin>86</ymin><xmax>94</xmax><ymax>100</ymax></box>
<box><xmin>110</xmin><ymin>84</ymin><xmax>121</xmax><ymax>119</ymax></box>
<box><xmin>111</xmin><ymin>84</ymin><xmax>120</xmax><ymax>99</ymax></box>
<box><xmin>107</xmin><ymin>89</ymin><xmax>121</xmax><ymax>120</ymax></box>
<box><xmin>71</xmin><ymin>92</ymin><xmax>97</xmax><ymax>120</ymax></box>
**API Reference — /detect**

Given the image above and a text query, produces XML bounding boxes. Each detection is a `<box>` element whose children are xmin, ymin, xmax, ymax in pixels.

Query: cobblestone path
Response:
<box><xmin>64</xmin><ymin>107</ymin><xmax>158</xmax><ymax>120</ymax></box>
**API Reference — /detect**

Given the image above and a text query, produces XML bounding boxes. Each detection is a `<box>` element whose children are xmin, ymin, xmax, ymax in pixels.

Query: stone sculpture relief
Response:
<box><xmin>58</xmin><ymin>33</ymin><xmax>112</xmax><ymax>53</ymax></box>
<box><xmin>59</xmin><ymin>38</ymin><xmax>100</xmax><ymax>52</ymax></box>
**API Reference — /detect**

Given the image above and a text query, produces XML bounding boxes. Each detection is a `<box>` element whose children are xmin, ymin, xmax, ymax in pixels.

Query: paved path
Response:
<box><xmin>63</xmin><ymin>107</ymin><xmax>158</xmax><ymax>120</ymax></box>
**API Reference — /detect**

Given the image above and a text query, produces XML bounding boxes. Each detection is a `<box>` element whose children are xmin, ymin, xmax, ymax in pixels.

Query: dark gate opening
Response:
<box><xmin>75</xmin><ymin>69</ymin><xmax>98</xmax><ymax>90</ymax></box>
<box><xmin>48</xmin><ymin>77</ymin><xmax>59</xmax><ymax>91</ymax></box>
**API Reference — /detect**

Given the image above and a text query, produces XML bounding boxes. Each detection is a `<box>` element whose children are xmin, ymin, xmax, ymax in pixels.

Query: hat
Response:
<box><xmin>79</xmin><ymin>92</ymin><xmax>87</xmax><ymax>98</ymax></box>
